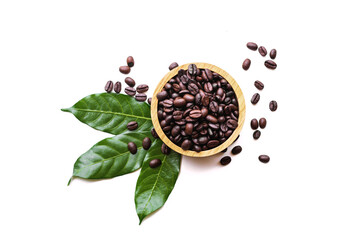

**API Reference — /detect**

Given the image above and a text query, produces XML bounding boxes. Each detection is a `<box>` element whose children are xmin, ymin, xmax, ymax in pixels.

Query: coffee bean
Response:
<box><xmin>258</xmin><ymin>46</ymin><xmax>267</xmax><ymax>57</ymax></box>
<box><xmin>128</xmin><ymin>142</ymin><xmax>137</xmax><ymax>154</ymax></box>
<box><xmin>173</xmin><ymin>97</ymin><xmax>186</xmax><ymax>107</ymax></box>
<box><xmin>161</xmin><ymin>143</ymin><xmax>171</xmax><ymax>155</ymax></box>
<box><xmin>226</xmin><ymin>119</ymin><xmax>238</xmax><ymax>129</ymax></box>
<box><xmin>157</xmin><ymin>91</ymin><xmax>168</xmax><ymax>100</ymax></box>
<box><xmin>185</xmin><ymin>123</ymin><xmax>194</xmax><ymax>135</ymax></box>
<box><xmin>207</xmin><ymin>140</ymin><xmax>219</xmax><ymax>148</ymax></box>
<box><xmin>259</xmin><ymin>118</ymin><xmax>267</xmax><ymax>129</ymax></box>
<box><xmin>269</xmin><ymin>100</ymin><xmax>278</xmax><ymax>111</ymax></box>
<box><xmin>270</xmin><ymin>49</ymin><xmax>277</xmax><ymax>59</ymax></box>
<box><xmin>251</xmin><ymin>93</ymin><xmax>260</xmax><ymax>105</ymax></box>
<box><xmin>253</xmin><ymin>130</ymin><xmax>261</xmax><ymax>140</ymax></box>
<box><xmin>259</xmin><ymin>155</ymin><xmax>270</xmax><ymax>163</ymax></box>
<box><xmin>125</xmin><ymin>77</ymin><xmax>135</xmax><ymax>87</ymax></box>
<box><xmin>105</xmin><ymin>81</ymin><xmax>113</xmax><ymax>93</ymax></box>
<box><xmin>188</xmin><ymin>83</ymin><xmax>199</xmax><ymax>95</ymax></box>
<box><xmin>209</xmin><ymin>101</ymin><xmax>219</xmax><ymax>113</ymax></box>
<box><xmin>127</xmin><ymin>121</ymin><xmax>138</xmax><ymax>131</ymax></box>
<box><xmin>169</xmin><ymin>62</ymin><xmax>179</xmax><ymax>71</ymax></box>
<box><xmin>242</xmin><ymin>58</ymin><xmax>251</xmax><ymax>70</ymax></box>
<box><xmin>151</xmin><ymin>128</ymin><xmax>159</xmax><ymax>138</ymax></box>
<box><xmin>204</xmin><ymin>69</ymin><xmax>213</xmax><ymax>81</ymax></box>
<box><xmin>246</xmin><ymin>42</ymin><xmax>258</xmax><ymax>51</ymax></box>
<box><xmin>114</xmin><ymin>81</ymin><xmax>121</xmax><ymax>93</ymax></box>
<box><xmin>127</xmin><ymin>56</ymin><xmax>134</xmax><ymax>67</ymax></box>
<box><xmin>193</xmin><ymin>145</ymin><xmax>202</xmax><ymax>152</ymax></box>
<box><xmin>136</xmin><ymin>84</ymin><xmax>149</xmax><ymax>93</ymax></box>
<box><xmin>198</xmin><ymin>136</ymin><xmax>208</xmax><ymax>145</ymax></box>
<box><xmin>188</xmin><ymin>64</ymin><xmax>197</xmax><ymax>76</ymax></box>
<box><xmin>183</xmin><ymin>94</ymin><xmax>194</xmax><ymax>103</ymax></box>
<box><xmin>189</xmin><ymin>110</ymin><xmax>202</xmax><ymax>119</ymax></box>
<box><xmin>220</xmin><ymin>156</ymin><xmax>231</xmax><ymax>165</ymax></box>
<box><xmin>147</xmin><ymin>97</ymin><xmax>152</xmax><ymax>105</ymax></box>
<box><xmin>119</xmin><ymin>66</ymin><xmax>131</xmax><ymax>74</ymax></box>
<box><xmin>125</xmin><ymin>87</ymin><xmax>136</xmax><ymax>96</ymax></box>
<box><xmin>149</xmin><ymin>159</ymin><xmax>162</xmax><ymax>168</ymax></box>
<box><xmin>206</xmin><ymin>115</ymin><xmax>218</xmax><ymax>124</ymax></box>
<box><xmin>201</xmin><ymin>95</ymin><xmax>210</xmax><ymax>106</ymax></box>
<box><xmin>251</xmin><ymin>118</ymin><xmax>259</xmax><ymax>130</ymax></box>
<box><xmin>171</xmin><ymin>125</ymin><xmax>181</xmax><ymax>137</ymax></box>
<box><xmin>264</xmin><ymin>60</ymin><xmax>277</xmax><ymax>70</ymax></box>
<box><xmin>254</xmin><ymin>80</ymin><xmax>264</xmax><ymax>90</ymax></box>
<box><xmin>204</xmin><ymin>82</ymin><xmax>213</xmax><ymax>93</ymax></box>
<box><xmin>181</xmin><ymin>139</ymin><xmax>192</xmax><ymax>150</ymax></box>
<box><xmin>142</xmin><ymin>137</ymin><xmax>151</xmax><ymax>150</ymax></box>
<box><xmin>231</xmin><ymin>145</ymin><xmax>242</xmax><ymax>155</ymax></box>
<box><xmin>135</xmin><ymin>93</ymin><xmax>147</xmax><ymax>102</ymax></box>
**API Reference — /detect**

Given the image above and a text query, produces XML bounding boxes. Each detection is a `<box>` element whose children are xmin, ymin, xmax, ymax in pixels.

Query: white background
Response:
<box><xmin>1</xmin><ymin>0</ymin><xmax>360</xmax><ymax>239</ymax></box>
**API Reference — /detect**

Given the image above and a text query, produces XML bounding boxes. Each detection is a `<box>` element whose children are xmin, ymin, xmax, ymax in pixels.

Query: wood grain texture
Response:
<box><xmin>151</xmin><ymin>63</ymin><xmax>246</xmax><ymax>157</ymax></box>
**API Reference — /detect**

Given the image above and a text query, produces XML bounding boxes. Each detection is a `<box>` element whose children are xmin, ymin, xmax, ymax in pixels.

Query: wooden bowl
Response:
<box><xmin>151</xmin><ymin>63</ymin><xmax>246</xmax><ymax>157</ymax></box>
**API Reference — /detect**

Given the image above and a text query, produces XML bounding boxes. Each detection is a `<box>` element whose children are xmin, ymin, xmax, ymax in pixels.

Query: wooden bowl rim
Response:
<box><xmin>151</xmin><ymin>62</ymin><xmax>246</xmax><ymax>157</ymax></box>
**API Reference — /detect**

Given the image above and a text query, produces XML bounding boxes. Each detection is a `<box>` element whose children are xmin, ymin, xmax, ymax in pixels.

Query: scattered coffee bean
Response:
<box><xmin>119</xmin><ymin>66</ymin><xmax>131</xmax><ymax>74</ymax></box>
<box><xmin>254</xmin><ymin>80</ymin><xmax>264</xmax><ymax>90</ymax></box>
<box><xmin>169</xmin><ymin>62</ymin><xmax>179</xmax><ymax>71</ymax></box>
<box><xmin>114</xmin><ymin>81</ymin><xmax>121</xmax><ymax>93</ymax></box>
<box><xmin>142</xmin><ymin>137</ymin><xmax>151</xmax><ymax>150</ymax></box>
<box><xmin>253</xmin><ymin>130</ymin><xmax>261</xmax><ymax>140</ymax></box>
<box><xmin>242</xmin><ymin>58</ymin><xmax>251</xmax><ymax>70</ymax></box>
<box><xmin>149</xmin><ymin>159</ymin><xmax>162</xmax><ymax>168</ymax></box>
<box><xmin>231</xmin><ymin>145</ymin><xmax>242</xmax><ymax>155</ymax></box>
<box><xmin>127</xmin><ymin>56</ymin><xmax>134</xmax><ymax>67</ymax></box>
<box><xmin>147</xmin><ymin>97</ymin><xmax>152</xmax><ymax>105</ymax></box>
<box><xmin>220</xmin><ymin>156</ymin><xmax>231</xmax><ymax>165</ymax></box>
<box><xmin>259</xmin><ymin>118</ymin><xmax>267</xmax><ymax>129</ymax></box>
<box><xmin>251</xmin><ymin>118</ymin><xmax>259</xmax><ymax>130</ymax></box>
<box><xmin>251</xmin><ymin>93</ymin><xmax>260</xmax><ymax>105</ymax></box>
<box><xmin>269</xmin><ymin>100</ymin><xmax>278</xmax><ymax>111</ymax></box>
<box><xmin>135</xmin><ymin>93</ymin><xmax>147</xmax><ymax>102</ymax></box>
<box><xmin>125</xmin><ymin>87</ymin><xmax>136</xmax><ymax>96</ymax></box>
<box><xmin>246</xmin><ymin>42</ymin><xmax>258</xmax><ymax>51</ymax></box>
<box><xmin>136</xmin><ymin>84</ymin><xmax>149</xmax><ymax>93</ymax></box>
<box><xmin>259</xmin><ymin>155</ymin><xmax>270</xmax><ymax>163</ymax></box>
<box><xmin>270</xmin><ymin>49</ymin><xmax>277</xmax><ymax>59</ymax></box>
<box><xmin>161</xmin><ymin>143</ymin><xmax>171</xmax><ymax>155</ymax></box>
<box><xmin>127</xmin><ymin>121</ymin><xmax>138</xmax><ymax>131</ymax></box>
<box><xmin>258</xmin><ymin>46</ymin><xmax>267</xmax><ymax>57</ymax></box>
<box><xmin>151</xmin><ymin>128</ymin><xmax>159</xmax><ymax>138</ymax></box>
<box><xmin>128</xmin><ymin>142</ymin><xmax>137</xmax><ymax>154</ymax></box>
<box><xmin>105</xmin><ymin>80</ymin><xmax>114</xmax><ymax>93</ymax></box>
<box><xmin>264</xmin><ymin>60</ymin><xmax>277</xmax><ymax>70</ymax></box>
<box><xmin>125</xmin><ymin>77</ymin><xmax>136</xmax><ymax>87</ymax></box>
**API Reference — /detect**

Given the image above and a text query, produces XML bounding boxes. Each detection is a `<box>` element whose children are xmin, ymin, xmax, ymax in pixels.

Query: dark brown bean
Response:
<box><xmin>125</xmin><ymin>77</ymin><xmax>135</xmax><ymax>87</ymax></box>
<box><xmin>156</xmin><ymin>91</ymin><xmax>168</xmax><ymax>100</ymax></box>
<box><xmin>136</xmin><ymin>84</ymin><xmax>149</xmax><ymax>93</ymax></box>
<box><xmin>206</xmin><ymin>115</ymin><xmax>218</xmax><ymax>124</ymax></box>
<box><xmin>128</xmin><ymin>142</ymin><xmax>137</xmax><ymax>154</ymax></box>
<box><xmin>105</xmin><ymin>81</ymin><xmax>114</xmax><ymax>93</ymax></box>
<box><xmin>188</xmin><ymin>64</ymin><xmax>197</xmax><ymax>76</ymax></box>
<box><xmin>231</xmin><ymin>145</ymin><xmax>242</xmax><ymax>155</ymax></box>
<box><xmin>183</xmin><ymin>94</ymin><xmax>194</xmax><ymax>102</ymax></box>
<box><xmin>119</xmin><ymin>66</ymin><xmax>131</xmax><ymax>74</ymax></box>
<box><xmin>270</xmin><ymin>49</ymin><xmax>277</xmax><ymax>59</ymax></box>
<box><xmin>251</xmin><ymin>93</ymin><xmax>260</xmax><ymax>104</ymax></box>
<box><xmin>169</xmin><ymin>62</ymin><xmax>179</xmax><ymax>70</ymax></box>
<box><xmin>253</xmin><ymin>130</ymin><xmax>261</xmax><ymax>140</ymax></box>
<box><xmin>181</xmin><ymin>139</ymin><xmax>192</xmax><ymax>150</ymax></box>
<box><xmin>269</xmin><ymin>100</ymin><xmax>278</xmax><ymax>111</ymax></box>
<box><xmin>189</xmin><ymin>110</ymin><xmax>202</xmax><ymax>119</ymax></box>
<box><xmin>246</xmin><ymin>42</ymin><xmax>258</xmax><ymax>51</ymax></box>
<box><xmin>258</xmin><ymin>46</ymin><xmax>267</xmax><ymax>57</ymax></box>
<box><xmin>254</xmin><ymin>80</ymin><xmax>264</xmax><ymax>90</ymax></box>
<box><xmin>127</xmin><ymin>121</ymin><xmax>138</xmax><ymax>131</ymax></box>
<box><xmin>226</xmin><ymin>119</ymin><xmax>238</xmax><ymax>129</ymax></box>
<box><xmin>259</xmin><ymin>155</ymin><xmax>270</xmax><ymax>163</ymax></box>
<box><xmin>135</xmin><ymin>93</ymin><xmax>147</xmax><ymax>102</ymax></box>
<box><xmin>185</xmin><ymin>123</ymin><xmax>194</xmax><ymax>135</ymax></box>
<box><xmin>209</xmin><ymin>101</ymin><xmax>219</xmax><ymax>113</ymax></box>
<box><xmin>125</xmin><ymin>87</ymin><xmax>136</xmax><ymax>96</ymax></box>
<box><xmin>173</xmin><ymin>97</ymin><xmax>186</xmax><ymax>107</ymax></box>
<box><xmin>201</xmin><ymin>95</ymin><xmax>210</xmax><ymax>106</ymax></box>
<box><xmin>204</xmin><ymin>69</ymin><xmax>213</xmax><ymax>81</ymax></box>
<box><xmin>264</xmin><ymin>60</ymin><xmax>277</xmax><ymax>70</ymax></box>
<box><xmin>149</xmin><ymin>159</ymin><xmax>162</xmax><ymax>168</ymax></box>
<box><xmin>127</xmin><ymin>56</ymin><xmax>134</xmax><ymax>67</ymax></box>
<box><xmin>161</xmin><ymin>143</ymin><xmax>171</xmax><ymax>155</ymax></box>
<box><xmin>151</xmin><ymin>128</ymin><xmax>159</xmax><ymax>138</ymax></box>
<box><xmin>242</xmin><ymin>58</ymin><xmax>251</xmax><ymax>70</ymax></box>
<box><xmin>114</xmin><ymin>81</ymin><xmax>121</xmax><ymax>93</ymax></box>
<box><xmin>142</xmin><ymin>137</ymin><xmax>151</xmax><ymax>150</ymax></box>
<box><xmin>251</xmin><ymin>118</ymin><xmax>259</xmax><ymax>130</ymax></box>
<box><xmin>259</xmin><ymin>118</ymin><xmax>267</xmax><ymax>129</ymax></box>
<box><xmin>188</xmin><ymin>83</ymin><xmax>199</xmax><ymax>95</ymax></box>
<box><xmin>220</xmin><ymin>156</ymin><xmax>231</xmax><ymax>165</ymax></box>
<box><xmin>147</xmin><ymin>97</ymin><xmax>152</xmax><ymax>105</ymax></box>
<box><xmin>207</xmin><ymin>140</ymin><xmax>219</xmax><ymax>148</ymax></box>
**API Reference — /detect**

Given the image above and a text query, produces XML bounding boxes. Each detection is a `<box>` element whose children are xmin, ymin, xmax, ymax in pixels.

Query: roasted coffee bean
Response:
<box><xmin>181</xmin><ymin>94</ymin><xmax>194</xmax><ymax>103</ymax></box>
<box><xmin>198</xmin><ymin>136</ymin><xmax>208</xmax><ymax>145</ymax></box>
<box><xmin>180</xmin><ymin>75</ymin><xmax>189</xmax><ymax>85</ymax></box>
<box><xmin>226</xmin><ymin>119</ymin><xmax>238</xmax><ymax>129</ymax></box>
<box><xmin>175</xmin><ymin>119</ymin><xmax>186</xmax><ymax>125</ymax></box>
<box><xmin>254</xmin><ymin>80</ymin><xmax>264</xmax><ymax>90</ymax></box>
<box><xmin>136</xmin><ymin>84</ymin><xmax>149</xmax><ymax>93</ymax></box>
<box><xmin>188</xmin><ymin>83</ymin><xmax>199</xmax><ymax>95</ymax></box>
<box><xmin>157</xmin><ymin>91</ymin><xmax>168</xmax><ymax>100</ymax></box>
<box><xmin>209</xmin><ymin>123</ymin><xmax>219</xmax><ymax>130</ymax></box>
<box><xmin>204</xmin><ymin>69</ymin><xmax>213</xmax><ymax>81</ymax></box>
<box><xmin>209</xmin><ymin>101</ymin><xmax>219</xmax><ymax>113</ymax></box>
<box><xmin>224</xmin><ymin>97</ymin><xmax>231</xmax><ymax>105</ymax></box>
<box><xmin>162</xmin><ymin>99</ymin><xmax>173</xmax><ymax>108</ymax></box>
<box><xmin>204</xmin><ymin>82</ymin><xmax>213</xmax><ymax>93</ymax></box>
<box><xmin>173</xmin><ymin>111</ymin><xmax>183</xmax><ymax>121</ymax></box>
<box><xmin>161</xmin><ymin>143</ymin><xmax>171</xmax><ymax>155</ymax></box>
<box><xmin>207</xmin><ymin>140</ymin><xmax>219</xmax><ymax>148</ymax></box>
<box><xmin>119</xmin><ymin>66</ymin><xmax>131</xmax><ymax>74</ymax></box>
<box><xmin>127</xmin><ymin>56</ymin><xmax>134</xmax><ymax>67</ymax></box>
<box><xmin>259</xmin><ymin>118</ymin><xmax>267</xmax><ymax>129</ymax></box>
<box><xmin>128</xmin><ymin>142</ymin><xmax>137</xmax><ymax>154</ymax></box>
<box><xmin>181</xmin><ymin>139</ymin><xmax>192</xmax><ymax>150</ymax></box>
<box><xmin>231</xmin><ymin>145</ymin><xmax>242</xmax><ymax>155</ymax></box>
<box><xmin>127</xmin><ymin>121</ymin><xmax>138</xmax><ymax>131</ymax></box>
<box><xmin>189</xmin><ymin>110</ymin><xmax>202</xmax><ymax>119</ymax></box>
<box><xmin>251</xmin><ymin>118</ymin><xmax>259</xmax><ymax>130</ymax></box>
<box><xmin>125</xmin><ymin>87</ymin><xmax>136</xmax><ymax>96</ymax></box>
<box><xmin>193</xmin><ymin>145</ymin><xmax>202</xmax><ymax>152</ymax></box>
<box><xmin>220</xmin><ymin>123</ymin><xmax>228</xmax><ymax>132</ymax></box>
<box><xmin>201</xmin><ymin>95</ymin><xmax>210</xmax><ymax>106</ymax></box>
<box><xmin>114</xmin><ymin>81</ymin><xmax>121</xmax><ymax>93</ymax></box>
<box><xmin>147</xmin><ymin>97</ymin><xmax>152</xmax><ymax>105</ymax></box>
<box><xmin>218</xmin><ymin>116</ymin><xmax>225</xmax><ymax>123</ymax></box>
<box><xmin>270</xmin><ymin>49</ymin><xmax>277</xmax><ymax>59</ymax></box>
<box><xmin>246</xmin><ymin>42</ymin><xmax>258</xmax><ymax>51</ymax></box>
<box><xmin>171</xmin><ymin>125</ymin><xmax>181</xmax><ymax>137</ymax></box>
<box><xmin>206</xmin><ymin>115</ymin><xmax>218</xmax><ymax>124</ymax></box>
<box><xmin>135</xmin><ymin>93</ymin><xmax>147</xmax><ymax>102</ymax></box>
<box><xmin>259</xmin><ymin>155</ymin><xmax>270</xmax><ymax>163</ymax></box>
<box><xmin>174</xmin><ymin>97</ymin><xmax>186</xmax><ymax>107</ymax></box>
<box><xmin>169</xmin><ymin>62</ymin><xmax>179</xmax><ymax>70</ymax></box>
<box><xmin>185</xmin><ymin>123</ymin><xmax>194</xmax><ymax>135</ymax></box>
<box><xmin>188</xmin><ymin>64</ymin><xmax>197</xmax><ymax>76</ymax></box>
<box><xmin>125</xmin><ymin>77</ymin><xmax>135</xmax><ymax>87</ymax></box>
<box><xmin>224</xmin><ymin>130</ymin><xmax>233</xmax><ymax>137</ymax></box>
<box><xmin>149</xmin><ymin>159</ymin><xmax>162</xmax><ymax>168</ymax></box>
<box><xmin>216</xmin><ymin>88</ymin><xmax>224</xmax><ymax>97</ymax></box>
<box><xmin>165</xmin><ymin>83</ymin><xmax>172</xmax><ymax>90</ymax></box>
<box><xmin>264</xmin><ymin>60</ymin><xmax>277</xmax><ymax>70</ymax></box>
<box><xmin>259</xmin><ymin>46</ymin><xmax>267</xmax><ymax>56</ymax></box>
<box><xmin>251</xmin><ymin>93</ymin><xmax>260</xmax><ymax>104</ymax></box>
<box><xmin>220</xmin><ymin>156</ymin><xmax>231</xmax><ymax>165</ymax></box>
<box><xmin>269</xmin><ymin>100</ymin><xmax>278</xmax><ymax>111</ymax></box>
<box><xmin>151</xmin><ymin>128</ymin><xmax>159</xmax><ymax>138</ymax></box>
<box><xmin>142</xmin><ymin>137</ymin><xmax>151</xmax><ymax>150</ymax></box>
<box><xmin>105</xmin><ymin>80</ymin><xmax>114</xmax><ymax>93</ymax></box>
<box><xmin>242</xmin><ymin>58</ymin><xmax>251</xmax><ymax>70</ymax></box>
<box><xmin>253</xmin><ymin>130</ymin><xmax>261</xmax><ymax>140</ymax></box>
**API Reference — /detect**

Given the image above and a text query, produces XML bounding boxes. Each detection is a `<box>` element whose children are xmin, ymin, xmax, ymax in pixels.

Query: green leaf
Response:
<box><xmin>62</xmin><ymin>93</ymin><xmax>152</xmax><ymax>135</ymax></box>
<box><xmin>135</xmin><ymin>139</ymin><xmax>182</xmax><ymax>224</ymax></box>
<box><xmin>72</xmin><ymin>132</ymin><xmax>153</xmax><ymax>179</ymax></box>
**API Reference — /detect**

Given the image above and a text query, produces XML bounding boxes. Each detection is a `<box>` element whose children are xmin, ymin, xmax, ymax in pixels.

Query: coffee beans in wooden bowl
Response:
<box><xmin>151</xmin><ymin>63</ymin><xmax>246</xmax><ymax>157</ymax></box>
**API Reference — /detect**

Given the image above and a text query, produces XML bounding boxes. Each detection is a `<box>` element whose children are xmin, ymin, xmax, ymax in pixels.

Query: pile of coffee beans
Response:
<box><xmin>156</xmin><ymin>63</ymin><xmax>239</xmax><ymax>152</ymax></box>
